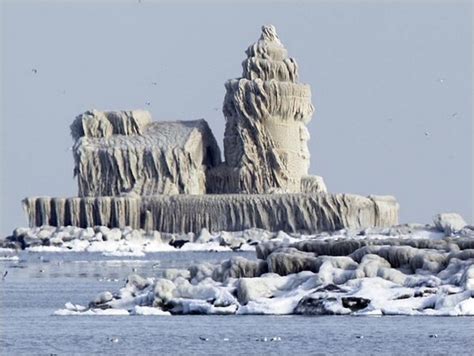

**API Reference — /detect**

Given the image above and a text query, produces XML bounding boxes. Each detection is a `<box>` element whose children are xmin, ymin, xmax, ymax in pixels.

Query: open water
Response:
<box><xmin>1</xmin><ymin>251</ymin><xmax>473</xmax><ymax>355</ymax></box>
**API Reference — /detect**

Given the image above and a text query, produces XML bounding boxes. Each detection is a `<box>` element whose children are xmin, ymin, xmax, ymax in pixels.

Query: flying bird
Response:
<box><xmin>32</xmin><ymin>68</ymin><xmax>38</xmax><ymax>74</ymax></box>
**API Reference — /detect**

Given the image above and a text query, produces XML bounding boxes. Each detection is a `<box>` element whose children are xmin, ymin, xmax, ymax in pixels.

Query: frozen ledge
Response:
<box><xmin>23</xmin><ymin>193</ymin><xmax>398</xmax><ymax>233</ymax></box>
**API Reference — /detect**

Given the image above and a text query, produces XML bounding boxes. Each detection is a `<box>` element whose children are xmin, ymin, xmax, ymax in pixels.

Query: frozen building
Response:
<box><xmin>23</xmin><ymin>25</ymin><xmax>399</xmax><ymax>233</ymax></box>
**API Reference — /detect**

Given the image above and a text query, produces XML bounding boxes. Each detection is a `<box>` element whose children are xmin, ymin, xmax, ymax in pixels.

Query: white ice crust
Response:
<box><xmin>3</xmin><ymin>220</ymin><xmax>461</xmax><ymax>255</ymax></box>
<box><xmin>47</xmin><ymin>222</ymin><xmax>474</xmax><ymax>317</ymax></box>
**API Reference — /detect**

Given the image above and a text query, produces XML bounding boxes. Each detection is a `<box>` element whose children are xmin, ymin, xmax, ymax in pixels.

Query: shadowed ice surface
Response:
<box><xmin>1</xmin><ymin>251</ymin><xmax>473</xmax><ymax>355</ymax></box>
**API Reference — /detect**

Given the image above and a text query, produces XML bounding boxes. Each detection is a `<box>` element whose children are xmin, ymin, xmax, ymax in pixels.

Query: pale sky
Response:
<box><xmin>1</xmin><ymin>1</ymin><xmax>472</xmax><ymax>235</ymax></box>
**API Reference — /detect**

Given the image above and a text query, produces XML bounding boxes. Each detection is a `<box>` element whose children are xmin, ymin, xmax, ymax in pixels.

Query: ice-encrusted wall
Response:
<box><xmin>23</xmin><ymin>194</ymin><xmax>398</xmax><ymax>233</ymax></box>
<box><xmin>72</xmin><ymin>110</ymin><xmax>221</xmax><ymax>196</ymax></box>
<box><xmin>209</xmin><ymin>25</ymin><xmax>314</xmax><ymax>194</ymax></box>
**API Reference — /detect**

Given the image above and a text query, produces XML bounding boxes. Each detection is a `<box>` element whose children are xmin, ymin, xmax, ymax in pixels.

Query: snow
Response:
<box><xmin>0</xmin><ymin>247</ymin><xmax>19</xmax><ymax>261</ymax></box>
<box><xmin>132</xmin><ymin>306</ymin><xmax>171</xmax><ymax>316</ymax></box>
<box><xmin>28</xmin><ymin>246</ymin><xmax>67</xmax><ymax>253</ymax></box>
<box><xmin>3</xmin><ymin>222</ymin><xmax>470</xmax><ymax>256</ymax></box>
<box><xmin>4</xmin><ymin>223</ymin><xmax>473</xmax><ymax>317</ymax></box>
<box><xmin>55</xmin><ymin>246</ymin><xmax>474</xmax><ymax>317</ymax></box>
<box><xmin>0</xmin><ymin>255</ymin><xmax>19</xmax><ymax>261</ymax></box>
<box><xmin>54</xmin><ymin>302</ymin><xmax>130</xmax><ymax>316</ymax></box>
<box><xmin>3</xmin><ymin>226</ymin><xmax>265</xmax><ymax>254</ymax></box>
<box><xmin>54</xmin><ymin>308</ymin><xmax>130</xmax><ymax>316</ymax></box>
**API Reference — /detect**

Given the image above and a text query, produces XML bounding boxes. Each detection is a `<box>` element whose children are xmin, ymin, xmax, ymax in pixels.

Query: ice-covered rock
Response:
<box><xmin>460</xmin><ymin>264</ymin><xmax>474</xmax><ymax>290</ymax></box>
<box><xmin>433</xmin><ymin>213</ymin><xmax>467</xmax><ymax>235</ymax></box>
<box><xmin>126</xmin><ymin>274</ymin><xmax>151</xmax><ymax>291</ymax></box>
<box><xmin>189</xmin><ymin>262</ymin><xmax>218</xmax><ymax>283</ymax></box>
<box><xmin>294</xmin><ymin>295</ymin><xmax>351</xmax><ymax>315</ymax></box>
<box><xmin>162</xmin><ymin>269</ymin><xmax>191</xmax><ymax>281</ymax></box>
<box><xmin>237</xmin><ymin>275</ymin><xmax>282</xmax><ymax>305</ymax></box>
<box><xmin>55</xmin><ymin>228</ymin><xmax>474</xmax><ymax>316</ymax></box>
<box><xmin>6</xmin><ymin>222</ymin><xmax>474</xmax><ymax>257</ymax></box>
<box><xmin>1</xmin><ymin>226</ymin><xmax>252</xmax><ymax>252</ymax></box>
<box><xmin>212</xmin><ymin>256</ymin><xmax>268</xmax><ymax>282</ymax></box>
<box><xmin>266</xmin><ymin>249</ymin><xmax>319</xmax><ymax>275</ymax></box>
<box><xmin>153</xmin><ymin>279</ymin><xmax>176</xmax><ymax>306</ymax></box>
<box><xmin>195</xmin><ymin>228</ymin><xmax>213</xmax><ymax>244</ymax></box>
<box><xmin>300</xmin><ymin>175</ymin><xmax>327</xmax><ymax>194</ymax></box>
<box><xmin>91</xmin><ymin>291</ymin><xmax>114</xmax><ymax>307</ymax></box>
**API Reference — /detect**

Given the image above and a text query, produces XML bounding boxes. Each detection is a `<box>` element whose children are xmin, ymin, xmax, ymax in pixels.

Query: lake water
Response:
<box><xmin>1</xmin><ymin>251</ymin><xmax>473</xmax><ymax>355</ymax></box>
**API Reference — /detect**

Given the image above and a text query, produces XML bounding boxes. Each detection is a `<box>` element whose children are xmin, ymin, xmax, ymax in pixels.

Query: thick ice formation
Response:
<box><xmin>19</xmin><ymin>25</ymin><xmax>402</xmax><ymax>233</ymax></box>
<box><xmin>209</xmin><ymin>25</ymin><xmax>315</xmax><ymax>193</ymax></box>
<box><xmin>300</xmin><ymin>175</ymin><xmax>327</xmax><ymax>194</ymax></box>
<box><xmin>69</xmin><ymin>25</ymin><xmax>319</xmax><ymax>199</ymax></box>
<box><xmin>22</xmin><ymin>194</ymin><xmax>398</xmax><ymax>233</ymax></box>
<box><xmin>72</xmin><ymin>110</ymin><xmax>221</xmax><ymax>196</ymax></box>
<box><xmin>5</xmin><ymin>216</ymin><xmax>471</xmax><ymax>255</ymax></box>
<box><xmin>70</xmin><ymin>109</ymin><xmax>152</xmax><ymax>140</ymax></box>
<box><xmin>433</xmin><ymin>213</ymin><xmax>467</xmax><ymax>235</ymax></box>
<box><xmin>54</xmin><ymin>224</ymin><xmax>474</xmax><ymax>316</ymax></box>
<box><xmin>1</xmin><ymin>225</ymin><xmax>274</xmax><ymax>254</ymax></box>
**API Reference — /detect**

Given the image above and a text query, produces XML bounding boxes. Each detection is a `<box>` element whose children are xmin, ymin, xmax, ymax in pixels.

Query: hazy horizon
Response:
<box><xmin>1</xmin><ymin>1</ymin><xmax>472</xmax><ymax>235</ymax></box>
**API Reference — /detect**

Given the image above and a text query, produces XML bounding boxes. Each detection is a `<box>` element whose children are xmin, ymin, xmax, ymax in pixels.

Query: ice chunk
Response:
<box><xmin>433</xmin><ymin>213</ymin><xmax>467</xmax><ymax>235</ymax></box>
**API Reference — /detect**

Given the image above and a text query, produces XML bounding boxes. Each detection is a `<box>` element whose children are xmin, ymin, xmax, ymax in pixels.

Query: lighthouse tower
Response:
<box><xmin>219</xmin><ymin>24</ymin><xmax>315</xmax><ymax>193</ymax></box>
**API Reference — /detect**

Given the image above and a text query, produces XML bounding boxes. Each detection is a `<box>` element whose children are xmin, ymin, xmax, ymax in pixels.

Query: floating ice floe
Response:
<box><xmin>54</xmin><ymin>227</ymin><xmax>474</xmax><ymax>316</ymax></box>
<box><xmin>0</xmin><ymin>248</ymin><xmax>19</xmax><ymax>261</ymax></box>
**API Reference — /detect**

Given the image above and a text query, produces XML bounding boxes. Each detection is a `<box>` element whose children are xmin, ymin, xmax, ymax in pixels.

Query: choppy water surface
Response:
<box><xmin>1</xmin><ymin>251</ymin><xmax>473</xmax><ymax>355</ymax></box>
